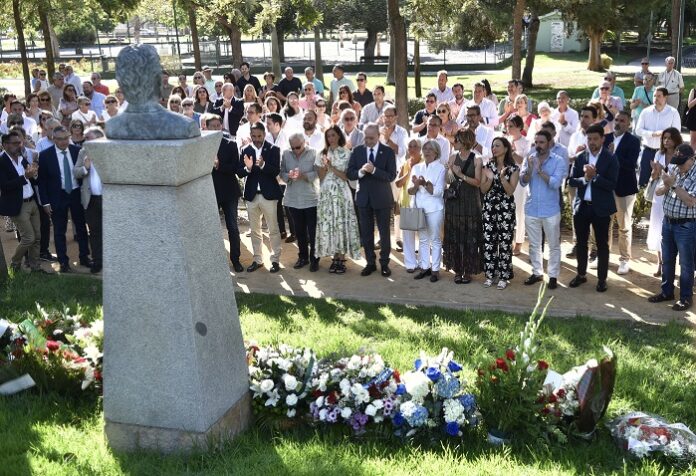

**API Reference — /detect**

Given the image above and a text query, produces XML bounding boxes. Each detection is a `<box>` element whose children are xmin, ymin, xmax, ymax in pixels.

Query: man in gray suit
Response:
<box><xmin>73</xmin><ymin>127</ymin><xmax>104</xmax><ymax>273</ymax></box>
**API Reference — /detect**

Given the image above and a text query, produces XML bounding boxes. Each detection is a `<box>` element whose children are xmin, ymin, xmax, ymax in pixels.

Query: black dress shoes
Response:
<box><xmin>673</xmin><ymin>299</ymin><xmax>692</xmax><ymax>311</ymax></box>
<box><xmin>524</xmin><ymin>274</ymin><xmax>543</xmax><ymax>286</ymax></box>
<box><xmin>90</xmin><ymin>264</ymin><xmax>102</xmax><ymax>274</ymax></box>
<box><xmin>596</xmin><ymin>280</ymin><xmax>608</xmax><ymax>293</ymax></box>
<box><xmin>381</xmin><ymin>265</ymin><xmax>391</xmax><ymax>277</ymax></box>
<box><xmin>40</xmin><ymin>252</ymin><xmax>58</xmax><ymax>262</ymax></box>
<box><xmin>414</xmin><ymin>269</ymin><xmax>432</xmax><ymax>280</ymax></box>
<box><xmin>309</xmin><ymin>259</ymin><xmax>319</xmax><ymax>272</ymax></box>
<box><xmin>247</xmin><ymin>262</ymin><xmax>263</xmax><ymax>272</ymax></box>
<box><xmin>59</xmin><ymin>263</ymin><xmax>72</xmax><ymax>273</ymax></box>
<box><xmin>232</xmin><ymin>262</ymin><xmax>244</xmax><ymax>273</ymax></box>
<box><xmin>568</xmin><ymin>275</ymin><xmax>587</xmax><ymax>288</ymax></box>
<box><xmin>285</xmin><ymin>235</ymin><xmax>296</xmax><ymax>243</ymax></box>
<box><xmin>648</xmin><ymin>293</ymin><xmax>674</xmax><ymax>303</ymax></box>
<box><xmin>79</xmin><ymin>256</ymin><xmax>93</xmax><ymax>268</ymax></box>
<box><xmin>361</xmin><ymin>264</ymin><xmax>377</xmax><ymax>276</ymax></box>
<box><xmin>270</xmin><ymin>262</ymin><xmax>281</xmax><ymax>273</ymax></box>
<box><xmin>548</xmin><ymin>277</ymin><xmax>557</xmax><ymax>289</ymax></box>
<box><xmin>293</xmin><ymin>258</ymin><xmax>309</xmax><ymax>269</ymax></box>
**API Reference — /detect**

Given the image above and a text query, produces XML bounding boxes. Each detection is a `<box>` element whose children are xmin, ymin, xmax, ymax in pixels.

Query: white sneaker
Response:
<box><xmin>617</xmin><ymin>261</ymin><xmax>630</xmax><ymax>275</ymax></box>
<box><xmin>497</xmin><ymin>280</ymin><xmax>509</xmax><ymax>290</ymax></box>
<box><xmin>589</xmin><ymin>257</ymin><xmax>598</xmax><ymax>269</ymax></box>
<box><xmin>483</xmin><ymin>278</ymin><xmax>494</xmax><ymax>287</ymax></box>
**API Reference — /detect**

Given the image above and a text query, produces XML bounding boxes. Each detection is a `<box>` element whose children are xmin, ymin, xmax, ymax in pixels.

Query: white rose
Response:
<box><xmin>339</xmin><ymin>378</ymin><xmax>351</xmax><ymax>395</ymax></box>
<box><xmin>319</xmin><ymin>408</ymin><xmax>328</xmax><ymax>421</ymax></box>
<box><xmin>283</xmin><ymin>374</ymin><xmax>298</xmax><ymax>392</ymax></box>
<box><xmin>259</xmin><ymin>379</ymin><xmax>274</xmax><ymax>393</ymax></box>
<box><xmin>286</xmin><ymin>394</ymin><xmax>298</xmax><ymax>406</ymax></box>
<box><xmin>372</xmin><ymin>399</ymin><xmax>384</xmax><ymax>410</ymax></box>
<box><xmin>315</xmin><ymin>396</ymin><xmax>325</xmax><ymax>408</ymax></box>
<box><xmin>365</xmin><ymin>404</ymin><xmax>377</xmax><ymax>417</ymax></box>
<box><xmin>341</xmin><ymin>407</ymin><xmax>352</xmax><ymax>419</ymax></box>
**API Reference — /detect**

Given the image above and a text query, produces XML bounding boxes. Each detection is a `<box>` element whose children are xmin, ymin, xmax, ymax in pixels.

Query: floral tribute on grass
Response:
<box><xmin>393</xmin><ymin>348</ymin><xmax>480</xmax><ymax>439</ymax></box>
<box><xmin>0</xmin><ymin>304</ymin><xmax>103</xmax><ymax>396</ymax></box>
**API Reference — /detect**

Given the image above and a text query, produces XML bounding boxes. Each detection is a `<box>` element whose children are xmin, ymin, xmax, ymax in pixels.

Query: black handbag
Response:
<box><xmin>445</xmin><ymin>152</ymin><xmax>474</xmax><ymax>200</ymax></box>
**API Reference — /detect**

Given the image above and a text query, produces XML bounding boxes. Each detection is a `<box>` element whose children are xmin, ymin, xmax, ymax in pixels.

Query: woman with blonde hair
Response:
<box><xmin>435</xmin><ymin>101</ymin><xmax>459</xmax><ymax>143</ymax></box>
<box><xmin>396</xmin><ymin>139</ymin><xmax>424</xmax><ymax>272</ymax></box>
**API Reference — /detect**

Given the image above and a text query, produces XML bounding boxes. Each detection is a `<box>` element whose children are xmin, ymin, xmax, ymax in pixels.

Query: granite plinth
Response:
<box><xmin>85</xmin><ymin>132</ymin><xmax>250</xmax><ymax>453</ymax></box>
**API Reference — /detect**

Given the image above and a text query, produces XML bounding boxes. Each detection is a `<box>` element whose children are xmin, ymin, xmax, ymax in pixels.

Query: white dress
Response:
<box><xmin>646</xmin><ymin>152</ymin><xmax>666</xmax><ymax>251</ymax></box>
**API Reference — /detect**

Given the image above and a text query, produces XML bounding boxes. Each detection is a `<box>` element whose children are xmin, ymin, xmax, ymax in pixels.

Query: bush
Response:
<box><xmin>601</xmin><ymin>54</ymin><xmax>613</xmax><ymax>70</ymax></box>
<box><xmin>57</xmin><ymin>25</ymin><xmax>96</xmax><ymax>46</ymax></box>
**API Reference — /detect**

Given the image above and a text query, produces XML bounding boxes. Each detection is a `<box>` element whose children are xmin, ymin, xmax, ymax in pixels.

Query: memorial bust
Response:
<box><xmin>105</xmin><ymin>44</ymin><xmax>200</xmax><ymax>140</ymax></box>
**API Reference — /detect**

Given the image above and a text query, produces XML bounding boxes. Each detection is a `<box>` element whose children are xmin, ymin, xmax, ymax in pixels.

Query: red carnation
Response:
<box><xmin>94</xmin><ymin>370</ymin><xmax>102</xmax><ymax>381</ymax></box>
<box><xmin>495</xmin><ymin>358</ymin><xmax>509</xmax><ymax>372</ymax></box>
<box><xmin>536</xmin><ymin>395</ymin><xmax>546</xmax><ymax>404</ymax></box>
<box><xmin>312</xmin><ymin>389</ymin><xmax>324</xmax><ymax>398</ymax></box>
<box><xmin>541</xmin><ymin>407</ymin><xmax>551</xmax><ymax>415</ymax></box>
<box><xmin>537</xmin><ymin>360</ymin><xmax>549</xmax><ymax>370</ymax></box>
<box><xmin>46</xmin><ymin>340</ymin><xmax>60</xmax><ymax>352</ymax></box>
<box><xmin>556</xmin><ymin>388</ymin><xmax>566</xmax><ymax>398</ymax></box>
<box><xmin>505</xmin><ymin>349</ymin><xmax>516</xmax><ymax>361</ymax></box>
<box><xmin>327</xmin><ymin>392</ymin><xmax>338</xmax><ymax>405</ymax></box>
<box><xmin>368</xmin><ymin>384</ymin><xmax>381</xmax><ymax>399</ymax></box>
<box><xmin>548</xmin><ymin>394</ymin><xmax>557</xmax><ymax>403</ymax></box>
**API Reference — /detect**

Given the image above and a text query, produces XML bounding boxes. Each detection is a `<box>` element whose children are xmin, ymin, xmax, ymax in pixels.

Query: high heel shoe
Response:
<box><xmin>329</xmin><ymin>258</ymin><xmax>338</xmax><ymax>273</ymax></box>
<box><xmin>335</xmin><ymin>259</ymin><xmax>347</xmax><ymax>274</ymax></box>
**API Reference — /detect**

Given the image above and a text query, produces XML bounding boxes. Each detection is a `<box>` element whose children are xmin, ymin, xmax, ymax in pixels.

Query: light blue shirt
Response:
<box><xmin>520</xmin><ymin>151</ymin><xmax>566</xmax><ymax>218</ymax></box>
<box><xmin>311</xmin><ymin>78</ymin><xmax>324</xmax><ymax>95</ymax></box>
<box><xmin>591</xmin><ymin>85</ymin><xmax>626</xmax><ymax>105</ymax></box>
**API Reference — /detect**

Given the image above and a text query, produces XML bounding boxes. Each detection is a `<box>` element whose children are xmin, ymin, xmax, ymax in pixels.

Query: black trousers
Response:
<box><xmin>84</xmin><ymin>195</ymin><xmax>103</xmax><ymax>267</ymax></box>
<box><xmin>220</xmin><ymin>198</ymin><xmax>241</xmax><ymax>263</ymax></box>
<box><xmin>277</xmin><ymin>185</ymin><xmax>295</xmax><ymax>236</ymax></box>
<box><xmin>52</xmin><ymin>190</ymin><xmax>90</xmax><ymax>266</ymax></box>
<box><xmin>289</xmin><ymin>206</ymin><xmax>317</xmax><ymax>261</ymax></box>
<box><xmin>639</xmin><ymin>147</ymin><xmax>657</xmax><ymax>188</ymax></box>
<box><xmin>574</xmin><ymin>201</ymin><xmax>610</xmax><ymax>281</ymax></box>
<box><xmin>39</xmin><ymin>205</ymin><xmax>51</xmax><ymax>254</ymax></box>
<box><xmin>359</xmin><ymin>206</ymin><xmax>391</xmax><ymax>266</ymax></box>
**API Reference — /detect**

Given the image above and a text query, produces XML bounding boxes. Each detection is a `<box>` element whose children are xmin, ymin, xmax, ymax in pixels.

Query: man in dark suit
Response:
<box><xmin>0</xmin><ymin>130</ymin><xmax>42</xmax><ymax>272</ymax></box>
<box><xmin>347</xmin><ymin>123</ymin><xmax>397</xmax><ymax>277</ymax></box>
<box><xmin>205</xmin><ymin>114</ymin><xmax>244</xmax><ymax>272</ymax></box>
<box><xmin>213</xmin><ymin>83</ymin><xmax>245</xmax><ymax>136</ymax></box>
<box><xmin>604</xmin><ymin>111</ymin><xmax>641</xmax><ymax>276</ymax></box>
<box><xmin>238</xmin><ymin>122</ymin><xmax>283</xmax><ymax>273</ymax></box>
<box><xmin>37</xmin><ymin>126</ymin><xmax>91</xmax><ymax>272</ymax></box>
<box><xmin>568</xmin><ymin>124</ymin><xmax>619</xmax><ymax>292</ymax></box>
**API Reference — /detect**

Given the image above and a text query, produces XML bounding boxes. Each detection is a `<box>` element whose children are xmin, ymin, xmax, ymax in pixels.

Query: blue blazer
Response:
<box><xmin>0</xmin><ymin>152</ymin><xmax>35</xmax><ymax>217</ymax></box>
<box><xmin>238</xmin><ymin>141</ymin><xmax>282</xmax><ymax>202</ymax></box>
<box><xmin>603</xmin><ymin>132</ymin><xmax>641</xmax><ymax>197</ymax></box>
<box><xmin>213</xmin><ymin>97</ymin><xmax>244</xmax><ymax>136</ymax></box>
<box><xmin>37</xmin><ymin>144</ymin><xmax>82</xmax><ymax>208</ymax></box>
<box><xmin>346</xmin><ymin>143</ymin><xmax>397</xmax><ymax>209</ymax></box>
<box><xmin>212</xmin><ymin>132</ymin><xmax>242</xmax><ymax>203</ymax></box>
<box><xmin>568</xmin><ymin>147</ymin><xmax>618</xmax><ymax>217</ymax></box>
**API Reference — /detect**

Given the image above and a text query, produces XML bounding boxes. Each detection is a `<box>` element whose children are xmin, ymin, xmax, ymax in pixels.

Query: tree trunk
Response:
<box><xmin>387</xmin><ymin>0</ymin><xmax>408</xmax><ymax>129</ymax></box>
<box><xmin>12</xmin><ymin>0</ymin><xmax>31</xmax><ymax>97</ymax></box>
<box><xmin>277</xmin><ymin>28</ymin><xmax>285</xmax><ymax>61</ymax></box>
<box><xmin>672</xmin><ymin>0</ymin><xmax>680</xmax><ymax>59</ymax></box>
<box><xmin>37</xmin><ymin>0</ymin><xmax>56</xmax><ymax>78</ymax></box>
<box><xmin>363</xmin><ymin>28</ymin><xmax>378</xmax><ymax>64</ymax></box>
<box><xmin>522</xmin><ymin>14</ymin><xmax>540</xmax><ymax>86</ymax></box>
<box><xmin>228</xmin><ymin>23</ymin><xmax>243</xmax><ymax>68</ymax></box>
<box><xmin>512</xmin><ymin>0</ymin><xmax>526</xmax><ymax>80</ymax></box>
<box><xmin>187</xmin><ymin>1</ymin><xmax>202</xmax><ymax>70</ymax></box>
<box><xmin>414</xmin><ymin>37</ymin><xmax>421</xmax><ymax>98</ymax></box>
<box><xmin>586</xmin><ymin>28</ymin><xmax>604</xmax><ymax>72</ymax></box>
<box><xmin>270</xmin><ymin>25</ymin><xmax>282</xmax><ymax>79</ymax></box>
<box><xmin>133</xmin><ymin>15</ymin><xmax>141</xmax><ymax>44</ymax></box>
<box><xmin>313</xmin><ymin>25</ymin><xmax>323</xmax><ymax>84</ymax></box>
<box><xmin>48</xmin><ymin>16</ymin><xmax>60</xmax><ymax>59</ymax></box>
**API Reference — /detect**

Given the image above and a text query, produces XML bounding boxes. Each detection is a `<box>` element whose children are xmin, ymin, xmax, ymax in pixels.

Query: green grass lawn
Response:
<box><xmin>1</xmin><ymin>273</ymin><xmax>696</xmax><ymax>475</ymax></box>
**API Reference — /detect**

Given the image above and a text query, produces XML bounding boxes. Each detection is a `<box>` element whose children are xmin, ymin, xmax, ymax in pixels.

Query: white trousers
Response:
<box><xmin>514</xmin><ymin>184</ymin><xmax>527</xmax><ymax>244</ymax></box>
<box><xmin>419</xmin><ymin>209</ymin><xmax>444</xmax><ymax>272</ymax></box>
<box><xmin>526</xmin><ymin>213</ymin><xmax>561</xmax><ymax>278</ymax></box>
<box><xmin>402</xmin><ymin>229</ymin><xmax>418</xmax><ymax>270</ymax></box>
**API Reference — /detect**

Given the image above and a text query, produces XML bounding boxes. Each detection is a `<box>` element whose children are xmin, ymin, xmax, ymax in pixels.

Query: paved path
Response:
<box><xmin>4</xmin><ymin>210</ymin><xmax>692</xmax><ymax>327</ymax></box>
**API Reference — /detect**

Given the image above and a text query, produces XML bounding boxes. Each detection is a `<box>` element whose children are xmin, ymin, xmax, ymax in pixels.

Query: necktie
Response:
<box><xmin>62</xmin><ymin>150</ymin><xmax>73</xmax><ymax>192</ymax></box>
<box><xmin>369</xmin><ymin>148</ymin><xmax>375</xmax><ymax>164</ymax></box>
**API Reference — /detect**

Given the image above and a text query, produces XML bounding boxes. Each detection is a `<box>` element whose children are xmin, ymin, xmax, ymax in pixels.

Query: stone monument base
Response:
<box><xmin>105</xmin><ymin>393</ymin><xmax>252</xmax><ymax>453</ymax></box>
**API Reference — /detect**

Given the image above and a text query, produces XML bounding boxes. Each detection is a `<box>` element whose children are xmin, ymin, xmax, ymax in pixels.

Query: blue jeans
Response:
<box><xmin>661</xmin><ymin>219</ymin><xmax>696</xmax><ymax>301</ymax></box>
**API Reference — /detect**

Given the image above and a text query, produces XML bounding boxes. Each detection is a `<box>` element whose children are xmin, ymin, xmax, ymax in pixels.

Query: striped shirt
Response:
<box><xmin>663</xmin><ymin>162</ymin><xmax>696</xmax><ymax>219</ymax></box>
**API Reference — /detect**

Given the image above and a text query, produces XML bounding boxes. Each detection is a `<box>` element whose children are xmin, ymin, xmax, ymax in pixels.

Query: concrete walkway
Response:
<box><xmin>3</xmin><ymin>213</ymin><xmax>693</xmax><ymax>327</ymax></box>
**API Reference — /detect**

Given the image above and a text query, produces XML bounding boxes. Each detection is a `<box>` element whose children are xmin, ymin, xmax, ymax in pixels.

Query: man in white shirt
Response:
<box><xmin>0</xmin><ymin>100</ymin><xmax>37</xmax><ymax>138</ymax></box>
<box><xmin>265</xmin><ymin>112</ymin><xmax>289</xmax><ymax>151</ymax></box>
<box><xmin>301</xmin><ymin>110</ymin><xmax>324</xmax><ymax>150</ymax></box>
<box><xmin>420</xmin><ymin>115</ymin><xmax>451</xmax><ymax>166</ymax></box>
<box><xmin>551</xmin><ymin>91</ymin><xmax>579</xmax><ymax>148</ymax></box>
<box><xmin>635</xmin><ymin>87</ymin><xmax>681</xmax><ymax>187</ymax></box>
<box><xmin>461</xmin><ymin>105</ymin><xmax>494</xmax><ymax>160</ymax></box>
<box><xmin>430</xmin><ymin>70</ymin><xmax>455</xmax><ymax>103</ymax></box>
<box><xmin>329</xmin><ymin>64</ymin><xmax>355</xmax><ymax>106</ymax></box>
<box><xmin>64</xmin><ymin>65</ymin><xmax>83</xmax><ymax>96</ymax></box>
<box><xmin>448</xmin><ymin>83</ymin><xmax>468</xmax><ymax>123</ymax></box>
<box><xmin>82</xmin><ymin>81</ymin><xmax>106</xmax><ymax>118</ymax></box>
<box><xmin>359</xmin><ymin>85</ymin><xmax>387</xmax><ymax>127</ymax></box>
<box><xmin>657</xmin><ymin>56</ymin><xmax>684</xmax><ymax>109</ymax></box>
<box><xmin>202</xmin><ymin>65</ymin><xmax>216</xmax><ymax>96</ymax></box>
<box><xmin>458</xmin><ymin>82</ymin><xmax>498</xmax><ymax>128</ymax></box>
<box><xmin>236</xmin><ymin>103</ymin><xmax>263</xmax><ymax>149</ymax></box>
<box><xmin>380</xmin><ymin>105</ymin><xmax>409</xmax><ymax>244</ymax></box>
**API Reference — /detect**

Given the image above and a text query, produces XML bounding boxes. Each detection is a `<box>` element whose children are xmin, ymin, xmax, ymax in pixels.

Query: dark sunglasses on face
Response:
<box><xmin>105</xmin><ymin>100</ymin><xmax>117</xmax><ymax>104</ymax></box>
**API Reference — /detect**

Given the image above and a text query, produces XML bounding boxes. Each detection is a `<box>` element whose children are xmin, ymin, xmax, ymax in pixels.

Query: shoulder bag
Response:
<box><xmin>399</xmin><ymin>186</ymin><xmax>427</xmax><ymax>230</ymax></box>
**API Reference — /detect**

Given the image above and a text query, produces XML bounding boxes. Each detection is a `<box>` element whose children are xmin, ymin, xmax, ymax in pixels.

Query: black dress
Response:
<box><xmin>482</xmin><ymin>161</ymin><xmax>518</xmax><ymax>281</ymax></box>
<box><xmin>443</xmin><ymin>152</ymin><xmax>483</xmax><ymax>276</ymax></box>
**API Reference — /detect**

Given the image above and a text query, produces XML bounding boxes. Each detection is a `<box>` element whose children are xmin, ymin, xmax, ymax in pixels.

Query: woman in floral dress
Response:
<box><xmin>479</xmin><ymin>137</ymin><xmax>519</xmax><ymax>290</ymax></box>
<box><xmin>315</xmin><ymin>125</ymin><xmax>361</xmax><ymax>273</ymax></box>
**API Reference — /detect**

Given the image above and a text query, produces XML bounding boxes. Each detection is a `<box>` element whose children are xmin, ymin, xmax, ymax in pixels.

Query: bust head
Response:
<box><xmin>106</xmin><ymin>44</ymin><xmax>200</xmax><ymax>140</ymax></box>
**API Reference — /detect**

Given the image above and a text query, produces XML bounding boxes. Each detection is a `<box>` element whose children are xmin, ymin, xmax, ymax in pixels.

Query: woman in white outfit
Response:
<box><xmin>396</xmin><ymin>139</ymin><xmax>424</xmax><ymax>272</ymax></box>
<box><xmin>506</xmin><ymin>115</ymin><xmax>531</xmax><ymax>256</ymax></box>
<box><xmin>409</xmin><ymin>140</ymin><xmax>447</xmax><ymax>282</ymax></box>
<box><xmin>647</xmin><ymin>127</ymin><xmax>682</xmax><ymax>277</ymax></box>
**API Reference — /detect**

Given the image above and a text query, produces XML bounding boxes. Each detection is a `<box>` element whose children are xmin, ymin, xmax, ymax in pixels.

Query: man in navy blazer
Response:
<box><xmin>238</xmin><ymin>122</ymin><xmax>283</xmax><ymax>273</ymax></box>
<box><xmin>37</xmin><ymin>126</ymin><xmax>91</xmax><ymax>272</ymax></box>
<box><xmin>213</xmin><ymin>83</ymin><xmax>245</xmax><ymax>136</ymax></box>
<box><xmin>604</xmin><ymin>111</ymin><xmax>641</xmax><ymax>275</ymax></box>
<box><xmin>205</xmin><ymin>115</ymin><xmax>244</xmax><ymax>272</ymax></box>
<box><xmin>568</xmin><ymin>124</ymin><xmax>619</xmax><ymax>292</ymax></box>
<box><xmin>0</xmin><ymin>130</ymin><xmax>42</xmax><ymax>272</ymax></box>
<box><xmin>347</xmin><ymin>123</ymin><xmax>397</xmax><ymax>277</ymax></box>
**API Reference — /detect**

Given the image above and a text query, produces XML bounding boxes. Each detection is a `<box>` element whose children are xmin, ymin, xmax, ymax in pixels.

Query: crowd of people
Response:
<box><xmin>1</xmin><ymin>57</ymin><xmax>696</xmax><ymax>312</ymax></box>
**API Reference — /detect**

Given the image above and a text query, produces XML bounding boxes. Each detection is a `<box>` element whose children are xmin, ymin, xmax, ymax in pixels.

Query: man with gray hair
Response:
<box><xmin>430</xmin><ymin>70</ymin><xmax>455</xmax><ymax>103</ymax></box>
<box><xmin>347</xmin><ymin>123</ymin><xmax>397</xmax><ymax>277</ymax></box>
<box><xmin>47</xmin><ymin>73</ymin><xmax>65</xmax><ymax>107</ymax></box>
<box><xmin>550</xmin><ymin>91</ymin><xmax>578</xmax><ymax>148</ymax></box>
<box><xmin>658</xmin><ymin>56</ymin><xmax>684</xmax><ymax>109</ymax></box>
<box><xmin>64</xmin><ymin>65</ymin><xmax>83</xmax><ymax>96</ymax></box>
<box><xmin>304</xmin><ymin>66</ymin><xmax>324</xmax><ymax>96</ymax></box>
<box><xmin>213</xmin><ymin>83</ymin><xmax>245</xmax><ymax>135</ymax></box>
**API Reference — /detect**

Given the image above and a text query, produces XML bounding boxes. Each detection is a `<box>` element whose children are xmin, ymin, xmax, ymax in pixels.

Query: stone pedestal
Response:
<box><xmin>85</xmin><ymin>132</ymin><xmax>251</xmax><ymax>453</ymax></box>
